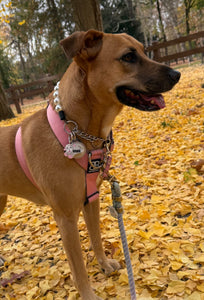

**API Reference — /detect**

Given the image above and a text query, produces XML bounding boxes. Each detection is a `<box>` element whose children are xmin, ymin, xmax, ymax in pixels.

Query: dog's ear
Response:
<box><xmin>82</xmin><ymin>30</ymin><xmax>103</xmax><ymax>59</ymax></box>
<box><xmin>60</xmin><ymin>31</ymin><xmax>86</xmax><ymax>59</ymax></box>
<box><xmin>60</xmin><ymin>30</ymin><xmax>103</xmax><ymax>60</ymax></box>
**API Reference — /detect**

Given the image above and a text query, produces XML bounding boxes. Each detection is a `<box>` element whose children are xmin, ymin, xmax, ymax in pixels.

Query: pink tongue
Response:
<box><xmin>139</xmin><ymin>93</ymin><xmax>165</xmax><ymax>109</ymax></box>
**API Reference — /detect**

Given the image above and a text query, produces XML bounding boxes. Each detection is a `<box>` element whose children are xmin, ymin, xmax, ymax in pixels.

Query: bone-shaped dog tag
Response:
<box><xmin>64</xmin><ymin>140</ymin><xmax>86</xmax><ymax>159</ymax></box>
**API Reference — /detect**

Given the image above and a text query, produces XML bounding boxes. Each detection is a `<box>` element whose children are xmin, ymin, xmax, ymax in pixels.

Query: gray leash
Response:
<box><xmin>108</xmin><ymin>177</ymin><xmax>137</xmax><ymax>300</ymax></box>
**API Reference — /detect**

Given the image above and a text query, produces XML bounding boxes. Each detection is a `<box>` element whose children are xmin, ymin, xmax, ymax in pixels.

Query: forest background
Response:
<box><xmin>0</xmin><ymin>0</ymin><xmax>204</xmax><ymax>90</ymax></box>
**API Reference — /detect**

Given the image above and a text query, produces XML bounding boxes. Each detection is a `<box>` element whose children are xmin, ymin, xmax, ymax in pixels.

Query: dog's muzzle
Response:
<box><xmin>116</xmin><ymin>86</ymin><xmax>166</xmax><ymax>111</ymax></box>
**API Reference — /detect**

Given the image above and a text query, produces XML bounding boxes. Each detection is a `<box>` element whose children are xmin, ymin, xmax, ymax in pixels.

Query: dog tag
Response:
<box><xmin>64</xmin><ymin>140</ymin><xmax>86</xmax><ymax>159</ymax></box>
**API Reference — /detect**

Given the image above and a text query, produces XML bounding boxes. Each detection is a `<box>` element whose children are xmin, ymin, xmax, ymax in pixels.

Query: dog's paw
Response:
<box><xmin>99</xmin><ymin>258</ymin><xmax>121</xmax><ymax>275</ymax></box>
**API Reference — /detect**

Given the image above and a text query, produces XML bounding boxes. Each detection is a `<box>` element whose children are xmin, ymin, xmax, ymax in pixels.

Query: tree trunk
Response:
<box><xmin>183</xmin><ymin>0</ymin><xmax>195</xmax><ymax>61</ymax></box>
<box><xmin>156</xmin><ymin>0</ymin><xmax>167</xmax><ymax>42</ymax></box>
<box><xmin>0</xmin><ymin>82</ymin><xmax>15</xmax><ymax>121</ymax></box>
<box><xmin>183</xmin><ymin>0</ymin><xmax>195</xmax><ymax>35</ymax></box>
<box><xmin>126</xmin><ymin>0</ymin><xmax>135</xmax><ymax>19</ymax></box>
<box><xmin>71</xmin><ymin>0</ymin><xmax>103</xmax><ymax>31</ymax></box>
<box><xmin>156</xmin><ymin>0</ymin><xmax>168</xmax><ymax>59</ymax></box>
<box><xmin>185</xmin><ymin>5</ymin><xmax>190</xmax><ymax>35</ymax></box>
<box><xmin>17</xmin><ymin>38</ymin><xmax>28</xmax><ymax>82</ymax></box>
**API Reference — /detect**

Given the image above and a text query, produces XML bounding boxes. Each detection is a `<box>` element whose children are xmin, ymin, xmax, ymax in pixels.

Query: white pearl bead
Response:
<box><xmin>54</xmin><ymin>97</ymin><xmax>60</xmax><ymax>105</ymax></box>
<box><xmin>55</xmin><ymin>104</ymin><xmax>62</xmax><ymax>112</ymax></box>
<box><xmin>53</xmin><ymin>90</ymin><xmax>58</xmax><ymax>97</ymax></box>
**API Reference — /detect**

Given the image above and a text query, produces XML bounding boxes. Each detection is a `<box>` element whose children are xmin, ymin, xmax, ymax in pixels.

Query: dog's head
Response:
<box><xmin>60</xmin><ymin>30</ymin><xmax>180</xmax><ymax>112</ymax></box>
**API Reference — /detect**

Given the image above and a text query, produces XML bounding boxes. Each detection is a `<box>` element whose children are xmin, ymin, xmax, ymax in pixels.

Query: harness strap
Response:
<box><xmin>15</xmin><ymin>127</ymin><xmax>39</xmax><ymax>189</ymax></box>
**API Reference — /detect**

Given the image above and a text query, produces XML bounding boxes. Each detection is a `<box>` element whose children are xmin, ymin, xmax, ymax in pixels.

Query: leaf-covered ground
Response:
<box><xmin>0</xmin><ymin>65</ymin><xmax>204</xmax><ymax>300</ymax></box>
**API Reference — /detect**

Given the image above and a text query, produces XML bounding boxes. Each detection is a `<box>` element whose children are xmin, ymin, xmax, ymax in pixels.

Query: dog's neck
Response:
<box><xmin>57</xmin><ymin>63</ymin><xmax>122</xmax><ymax>148</ymax></box>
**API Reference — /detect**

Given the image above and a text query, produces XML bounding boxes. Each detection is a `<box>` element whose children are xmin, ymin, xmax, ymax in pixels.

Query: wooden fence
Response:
<box><xmin>6</xmin><ymin>74</ymin><xmax>61</xmax><ymax>114</ymax></box>
<box><xmin>146</xmin><ymin>30</ymin><xmax>204</xmax><ymax>64</ymax></box>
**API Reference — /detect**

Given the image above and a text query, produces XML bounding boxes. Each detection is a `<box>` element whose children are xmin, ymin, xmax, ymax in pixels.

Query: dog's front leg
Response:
<box><xmin>54</xmin><ymin>212</ymin><xmax>102</xmax><ymax>300</ymax></box>
<box><xmin>83</xmin><ymin>199</ymin><xmax>121</xmax><ymax>275</ymax></box>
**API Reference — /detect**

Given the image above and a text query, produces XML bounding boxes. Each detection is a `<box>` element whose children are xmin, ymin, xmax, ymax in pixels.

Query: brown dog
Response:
<box><xmin>0</xmin><ymin>30</ymin><xmax>180</xmax><ymax>299</ymax></box>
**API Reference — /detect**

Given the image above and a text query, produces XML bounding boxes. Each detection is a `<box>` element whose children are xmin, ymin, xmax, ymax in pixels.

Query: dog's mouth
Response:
<box><xmin>116</xmin><ymin>86</ymin><xmax>165</xmax><ymax>111</ymax></box>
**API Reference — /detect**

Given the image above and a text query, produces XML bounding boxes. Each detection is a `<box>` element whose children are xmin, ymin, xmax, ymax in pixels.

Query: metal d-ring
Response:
<box><xmin>66</xmin><ymin>120</ymin><xmax>78</xmax><ymax>132</ymax></box>
<box><xmin>88</xmin><ymin>153</ymin><xmax>103</xmax><ymax>170</ymax></box>
<box><xmin>63</xmin><ymin>123</ymin><xmax>77</xmax><ymax>143</ymax></box>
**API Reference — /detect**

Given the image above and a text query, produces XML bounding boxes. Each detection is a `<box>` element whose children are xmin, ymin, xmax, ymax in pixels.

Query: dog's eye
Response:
<box><xmin>121</xmin><ymin>52</ymin><xmax>137</xmax><ymax>63</ymax></box>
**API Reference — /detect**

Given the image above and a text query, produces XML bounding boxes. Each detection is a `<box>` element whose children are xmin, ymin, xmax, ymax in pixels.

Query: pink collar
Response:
<box><xmin>15</xmin><ymin>105</ymin><xmax>113</xmax><ymax>204</ymax></box>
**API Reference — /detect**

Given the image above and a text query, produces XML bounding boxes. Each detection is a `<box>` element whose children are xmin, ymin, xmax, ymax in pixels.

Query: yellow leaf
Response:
<box><xmin>68</xmin><ymin>291</ymin><xmax>78</xmax><ymax>300</ymax></box>
<box><xmin>168</xmin><ymin>242</ymin><xmax>181</xmax><ymax>253</ymax></box>
<box><xmin>12</xmin><ymin>283</ymin><xmax>28</xmax><ymax>294</ymax></box>
<box><xmin>181</xmin><ymin>244</ymin><xmax>195</xmax><ymax>256</ymax></box>
<box><xmin>177</xmin><ymin>270</ymin><xmax>194</xmax><ymax>279</ymax></box>
<box><xmin>185</xmin><ymin>227</ymin><xmax>201</xmax><ymax>235</ymax></box>
<box><xmin>6</xmin><ymin>2</ymin><xmax>12</xmax><ymax>8</ymax></box>
<box><xmin>151</xmin><ymin>195</ymin><xmax>164</xmax><ymax>203</ymax></box>
<box><xmin>33</xmin><ymin>266</ymin><xmax>50</xmax><ymax>277</ymax></box>
<box><xmin>138</xmin><ymin>210</ymin><xmax>150</xmax><ymax>221</ymax></box>
<box><xmin>138</xmin><ymin>229</ymin><xmax>153</xmax><ymax>239</ymax></box>
<box><xmin>46</xmin><ymin>292</ymin><xmax>54</xmax><ymax>300</ymax></box>
<box><xmin>197</xmin><ymin>283</ymin><xmax>204</xmax><ymax>292</ymax></box>
<box><xmin>139</xmin><ymin>289</ymin><xmax>155</xmax><ymax>299</ymax></box>
<box><xmin>49</xmin><ymin>270</ymin><xmax>61</xmax><ymax>288</ymax></box>
<box><xmin>26</xmin><ymin>286</ymin><xmax>40</xmax><ymax>298</ymax></box>
<box><xmin>18</xmin><ymin>20</ymin><xmax>25</xmax><ymax>25</ymax></box>
<box><xmin>118</xmin><ymin>270</ymin><xmax>129</xmax><ymax>286</ymax></box>
<box><xmin>186</xmin><ymin>280</ymin><xmax>197</xmax><ymax>291</ymax></box>
<box><xmin>170</xmin><ymin>261</ymin><xmax>183</xmax><ymax>271</ymax></box>
<box><xmin>145</xmin><ymin>269</ymin><xmax>162</xmax><ymax>284</ymax></box>
<box><xmin>39</xmin><ymin>280</ymin><xmax>50</xmax><ymax>294</ymax></box>
<box><xmin>194</xmin><ymin>253</ymin><xmax>204</xmax><ymax>263</ymax></box>
<box><xmin>186</xmin><ymin>291</ymin><xmax>202</xmax><ymax>300</ymax></box>
<box><xmin>166</xmin><ymin>280</ymin><xmax>186</xmax><ymax>294</ymax></box>
<box><xmin>199</xmin><ymin>242</ymin><xmax>204</xmax><ymax>252</ymax></box>
<box><xmin>104</xmin><ymin>278</ymin><xmax>116</xmax><ymax>296</ymax></box>
<box><xmin>152</xmin><ymin>221</ymin><xmax>166</xmax><ymax>237</ymax></box>
<box><xmin>49</xmin><ymin>222</ymin><xmax>58</xmax><ymax>233</ymax></box>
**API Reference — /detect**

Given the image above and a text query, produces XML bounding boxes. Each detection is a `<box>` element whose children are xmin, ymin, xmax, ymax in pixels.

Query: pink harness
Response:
<box><xmin>15</xmin><ymin>105</ymin><xmax>113</xmax><ymax>204</ymax></box>
<box><xmin>15</xmin><ymin>127</ymin><xmax>39</xmax><ymax>189</ymax></box>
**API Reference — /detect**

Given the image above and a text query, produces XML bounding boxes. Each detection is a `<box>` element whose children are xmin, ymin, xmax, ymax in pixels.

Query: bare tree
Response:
<box><xmin>71</xmin><ymin>0</ymin><xmax>103</xmax><ymax>31</ymax></box>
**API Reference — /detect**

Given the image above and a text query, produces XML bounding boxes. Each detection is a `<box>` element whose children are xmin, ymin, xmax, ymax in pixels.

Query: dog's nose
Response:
<box><xmin>168</xmin><ymin>69</ymin><xmax>181</xmax><ymax>84</ymax></box>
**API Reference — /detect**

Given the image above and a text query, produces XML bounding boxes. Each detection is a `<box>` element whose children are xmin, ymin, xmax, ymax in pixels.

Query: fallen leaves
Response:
<box><xmin>0</xmin><ymin>65</ymin><xmax>204</xmax><ymax>299</ymax></box>
<box><xmin>0</xmin><ymin>271</ymin><xmax>30</xmax><ymax>287</ymax></box>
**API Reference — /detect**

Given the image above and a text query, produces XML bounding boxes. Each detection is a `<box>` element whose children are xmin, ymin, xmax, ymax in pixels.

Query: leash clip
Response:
<box><xmin>104</xmin><ymin>139</ymin><xmax>111</xmax><ymax>153</ymax></box>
